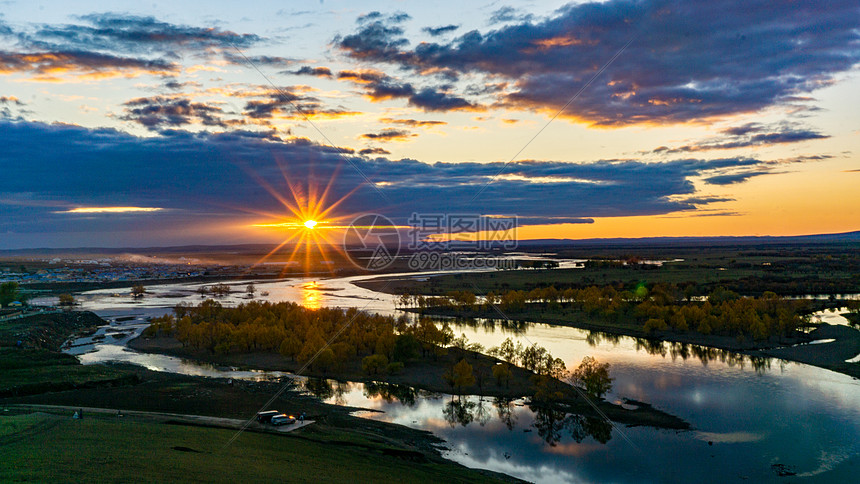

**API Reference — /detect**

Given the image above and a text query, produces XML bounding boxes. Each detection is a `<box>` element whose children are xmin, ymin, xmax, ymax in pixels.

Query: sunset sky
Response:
<box><xmin>1</xmin><ymin>0</ymin><xmax>858</xmax><ymax>248</ymax></box>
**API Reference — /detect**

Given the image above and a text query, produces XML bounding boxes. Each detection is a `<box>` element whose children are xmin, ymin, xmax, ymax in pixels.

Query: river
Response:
<box><xmin>60</xmin><ymin>272</ymin><xmax>860</xmax><ymax>483</ymax></box>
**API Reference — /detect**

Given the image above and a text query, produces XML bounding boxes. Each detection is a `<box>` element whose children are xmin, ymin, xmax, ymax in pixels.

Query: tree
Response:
<box><xmin>708</xmin><ymin>286</ymin><xmax>740</xmax><ymax>305</ymax></box>
<box><xmin>392</xmin><ymin>334</ymin><xmax>420</xmax><ymax>363</ymax></box>
<box><xmin>131</xmin><ymin>284</ymin><xmax>146</xmax><ymax>298</ymax></box>
<box><xmin>0</xmin><ymin>282</ymin><xmax>21</xmax><ymax>307</ymax></box>
<box><xmin>569</xmin><ymin>356</ymin><xmax>613</xmax><ymax>399</ymax></box>
<box><xmin>444</xmin><ymin>358</ymin><xmax>475</xmax><ymax>394</ymax></box>
<box><xmin>492</xmin><ymin>363</ymin><xmax>512</xmax><ymax>388</ymax></box>
<box><xmin>246</xmin><ymin>284</ymin><xmax>256</xmax><ymax>295</ymax></box>
<box><xmin>58</xmin><ymin>293</ymin><xmax>76</xmax><ymax>307</ymax></box>
<box><xmin>313</xmin><ymin>348</ymin><xmax>336</xmax><ymax>373</ymax></box>
<box><xmin>362</xmin><ymin>354</ymin><xmax>389</xmax><ymax>375</ymax></box>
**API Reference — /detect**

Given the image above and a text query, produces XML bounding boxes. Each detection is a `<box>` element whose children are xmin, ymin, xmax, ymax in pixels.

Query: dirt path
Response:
<box><xmin>4</xmin><ymin>404</ymin><xmax>314</xmax><ymax>434</ymax></box>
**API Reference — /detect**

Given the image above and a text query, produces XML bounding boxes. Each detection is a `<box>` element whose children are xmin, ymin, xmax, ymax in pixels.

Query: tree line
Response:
<box><xmin>400</xmin><ymin>284</ymin><xmax>812</xmax><ymax>341</ymax></box>
<box><xmin>143</xmin><ymin>300</ymin><xmax>611</xmax><ymax>402</ymax></box>
<box><xmin>145</xmin><ymin>300</ymin><xmax>498</xmax><ymax>379</ymax></box>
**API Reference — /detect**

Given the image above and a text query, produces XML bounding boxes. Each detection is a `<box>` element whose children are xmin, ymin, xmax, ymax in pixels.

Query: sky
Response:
<box><xmin>0</xmin><ymin>0</ymin><xmax>858</xmax><ymax>249</ymax></box>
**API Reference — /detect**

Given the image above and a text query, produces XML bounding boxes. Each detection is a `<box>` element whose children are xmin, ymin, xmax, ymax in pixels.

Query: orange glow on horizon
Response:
<box><xmin>59</xmin><ymin>206</ymin><xmax>163</xmax><ymax>214</ymax></box>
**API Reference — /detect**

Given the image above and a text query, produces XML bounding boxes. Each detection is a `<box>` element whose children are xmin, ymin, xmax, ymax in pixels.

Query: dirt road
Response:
<box><xmin>4</xmin><ymin>404</ymin><xmax>314</xmax><ymax>434</ymax></box>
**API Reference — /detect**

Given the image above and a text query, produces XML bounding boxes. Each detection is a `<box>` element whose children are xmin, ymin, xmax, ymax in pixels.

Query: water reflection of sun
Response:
<box><xmin>301</xmin><ymin>281</ymin><xmax>322</xmax><ymax>310</ymax></box>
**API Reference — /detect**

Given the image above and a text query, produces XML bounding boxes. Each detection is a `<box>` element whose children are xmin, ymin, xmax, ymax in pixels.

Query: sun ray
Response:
<box><xmin>233</xmin><ymin>143</ymin><xmax>391</xmax><ymax>278</ymax></box>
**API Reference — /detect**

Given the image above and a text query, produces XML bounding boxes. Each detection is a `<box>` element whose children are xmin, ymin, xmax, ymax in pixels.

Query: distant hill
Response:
<box><xmin>1</xmin><ymin>231</ymin><xmax>858</xmax><ymax>256</ymax></box>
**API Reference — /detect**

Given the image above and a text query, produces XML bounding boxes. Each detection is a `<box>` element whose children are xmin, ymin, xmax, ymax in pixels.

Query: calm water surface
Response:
<box><xmin>63</xmin><ymin>274</ymin><xmax>860</xmax><ymax>483</ymax></box>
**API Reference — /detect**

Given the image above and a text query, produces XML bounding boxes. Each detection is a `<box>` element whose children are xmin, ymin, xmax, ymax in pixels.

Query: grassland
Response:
<box><xmin>0</xmin><ymin>312</ymin><xmax>136</xmax><ymax>397</ymax></box>
<box><xmin>0</xmin><ymin>310</ymin><xmax>522</xmax><ymax>482</ymax></box>
<box><xmin>358</xmin><ymin>245</ymin><xmax>860</xmax><ymax>297</ymax></box>
<box><xmin>0</xmin><ymin>410</ymin><xmax>517</xmax><ymax>483</ymax></box>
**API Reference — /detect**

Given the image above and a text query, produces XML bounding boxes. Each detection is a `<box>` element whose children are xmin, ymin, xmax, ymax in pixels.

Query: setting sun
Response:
<box><xmin>304</xmin><ymin>220</ymin><xmax>318</xmax><ymax>230</ymax></box>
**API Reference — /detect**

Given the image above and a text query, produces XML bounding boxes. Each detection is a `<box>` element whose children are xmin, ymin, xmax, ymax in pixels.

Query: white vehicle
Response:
<box><xmin>270</xmin><ymin>414</ymin><xmax>296</xmax><ymax>426</ymax></box>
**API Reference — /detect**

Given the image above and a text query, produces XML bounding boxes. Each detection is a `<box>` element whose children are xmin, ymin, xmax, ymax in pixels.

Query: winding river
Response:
<box><xmin>59</xmin><ymin>272</ymin><xmax>860</xmax><ymax>484</ymax></box>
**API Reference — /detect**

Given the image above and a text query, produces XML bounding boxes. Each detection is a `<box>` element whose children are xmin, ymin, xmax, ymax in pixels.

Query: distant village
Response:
<box><xmin>0</xmin><ymin>257</ymin><xmax>208</xmax><ymax>284</ymax></box>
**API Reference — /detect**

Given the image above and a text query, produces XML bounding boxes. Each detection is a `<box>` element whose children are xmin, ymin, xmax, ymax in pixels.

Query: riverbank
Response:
<box><xmin>406</xmin><ymin>306</ymin><xmax>860</xmax><ymax>379</ymax></box>
<box><xmin>0</xmin><ymin>404</ymin><xmax>522</xmax><ymax>483</ymax></box>
<box><xmin>0</xmin><ymin>311</ymin><xmax>137</xmax><ymax>398</ymax></box>
<box><xmin>756</xmin><ymin>324</ymin><xmax>860</xmax><ymax>378</ymax></box>
<box><xmin>0</xmin><ymin>310</ymin><xmax>524</xmax><ymax>482</ymax></box>
<box><xmin>129</xmin><ymin>333</ymin><xmax>690</xmax><ymax>430</ymax></box>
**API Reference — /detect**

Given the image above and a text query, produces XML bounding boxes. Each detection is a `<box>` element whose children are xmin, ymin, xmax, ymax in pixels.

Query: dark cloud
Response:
<box><xmin>337</xmin><ymin>69</ymin><xmax>387</xmax><ymax>83</ymax></box>
<box><xmin>359</xmin><ymin>147</ymin><xmax>391</xmax><ymax>156</ymax></box>
<box><xmin>721</xmin><ymin>123</ymin><xmax>764</xmax><ymax>137</ymax></box>
<box><xmin>511</xmin><ymin>216</ymin><xmax>593</xmax><ymax>225</ymax></box>
<box><xmin>0</xmin><ymin>49</ymin><xmax>177</xmax><ymax>80</ymax></box>
<box><xmin>337</xmin><ymin>0</ymin><xmax>860</xmax><ymax>126</ymax></box>
<box><xmin>291</xmin><ymin>65</ymin><xmax>333</xmax><ymax>78</ymax></box>
<box><xmin>336</xmin><ymin>14</ymin><xmax>410</xmax><ymax>62</ymax></box>
<box><xmin>221</xmin><ymin>52</ymin><xmax>295</xmax><ymax>67</ymax></box>
<box><xmin>163</xmin><ymin>80</ymin><xmax>201</xmax><ymax>90</ymax></box>
<box><xmin>409</xmin><ymin>87</ymin><xmax>481</xmax><ymax>112</ymax></box>
<box><xmin>357</xmin><ymin>12</ymin><xmax>384</xmax><ymax>24</ymax></box>
<box><xmin>488</xmin><ymin>6</ymin><xmax>534</xmax><ymax>25</ymax></box>
<box><xmin>423</xmin><ymin>24</ymin><xmax>460</xmax><ymax>37</ymax></box>
<box><xmin>0</xmin><ymin>120</ymin><xmax>811</xmax><ymax>247</ymax></box>
<box><xmin>379</xmin><ymin>118</ymin><xmax>446</xmax><ymax>127</ymax></box>
<box><xmin>653</xmin><ymin>124</ymin><xmax>830</xmax><ymax>153</ymax></box>
<box><xmin>0</xmin><ymin>95</ymin><xmax>25</xmax><ymax>118</ymax></box>
<box><xmin>337</xmin><ymin>69</ymin><xmax>483</xmax><ymax>112</ymax></box>
<box><xmin>240</xmin><ymin>88</ymin><xmax>359</xmax><ymax>121</ymax></box>
<box><xmin>0</xmin><ymin>96</ymin><xmax>23</xmax><ymax>105</ymax></box>
<box><xmin>242</xmin><ymin>90</ymin><xmax>308</xmax><ymax>119</ymax></box>
<box><xmin>703</xmin><ymin>172</ymin><xmax>771</xmax><ymax>185</ymax></box>
<box><xmin>360</xmin><ymin>128</ymin><xmax>416</xmax><ymax>141</ymax></box>
<box><xmin>388</xmin><ymin>12</ymin><xmax>412</xmax><ymax>24</ymax></box>
<box><xmin>121</xmin><ymin>96</ymin><xmax>227</xmax><ymax>130</ymax></box>
<box><xmin>28</xmin><ymin>13</ymin><xmax>260</xmax><ymax>54</ymax></box>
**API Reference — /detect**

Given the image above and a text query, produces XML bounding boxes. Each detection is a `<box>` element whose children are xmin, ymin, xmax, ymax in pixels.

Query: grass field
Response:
<box><xmin>0</xmin><ymin>312</ymin><xmax>135</xmax><ymax>398</ymax></box>
<box><xmin>361</xmin><ymin>246</ymin><xmax>860</xmax><ymax>296</ymax></box>
<box><xmin>0</xmin><ymin>411</ymin><xmax>513</xmax><ymax>483</ymax></box>
<box><xmin>0</xmin><ymin>350</ymin><xmax>134</xmax><ymax>397</ymax></box>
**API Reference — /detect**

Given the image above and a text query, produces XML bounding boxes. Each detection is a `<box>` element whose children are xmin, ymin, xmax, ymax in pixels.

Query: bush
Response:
<box><xmin>392</xmin><ymin>334</ymin><xmax>420</xmax><ymax>363</ymax></box>
<box><xmin>362</xmin><ymin>354</ymin><xmax>389</xmax><ymax>375</ymax></box>
<box><xmin>643</xmin><ymin>318</ymin><xmax>668</xmax><ymax>333</ymax></box>
<box><xmin>385</xmin><ymin>362</ymin><xmax>404</xmax><ymax>375</ymax></box>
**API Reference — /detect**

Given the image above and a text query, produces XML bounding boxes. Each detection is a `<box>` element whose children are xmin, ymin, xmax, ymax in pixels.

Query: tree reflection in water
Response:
<box><xmin>443</xmin><ymin>397</ymin><xmax>476</xmax><ymax>427</ymax></box>
<box><xmin>305</xmin><ymin>375</ymin><xmax>616</xmax><ymax>447</ymax></box>
<box><xmin>446</xmin><ymin>316</ymin><xmax>777</xmax><ymax>375</ymax></box>
<box><xmin>452</xmin><ymin>317</ymin><xmax>532</xmax><ymax>336</ymax></box>
<box><xmin>303</xmin><ymin>377</ymin><xmax>347</xmax><ymax>405</ymax></box>
<box><xmin>493</xmin><ymin>397</ymin><xmax>517</xmax><ymax>430</ymax></box>
<box><xmin>439</xmin><ymin>395</ymin><xmax>613</xmax><ymax>446</ymax></box>
<box><xmin>584</xmin><ymin>330</ymin><xmax>775</xmax><ymax>374</ymax></box>
<box><xmin>531</xmin><ymin>404</ymin><xmax>613</xmax><ymax>446</ymax></box>
<box><xmin>566</xmin><ymin>414</ymin><xmax>613</xmax><ymax>444</ymax></box>
<box><xmin>473</xmin><ymin>397</ymin><xmax>492</xmax><ymax>426</ymax></box>
<box><xmin>531</xmin><ymin>405</ymin><xmax>567</xmax><ymax>445</ymax></box>
<box><xmin>363</xmin><ymin>381</ymin><xmax>418</xmax><ymax>406</ymax></box>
